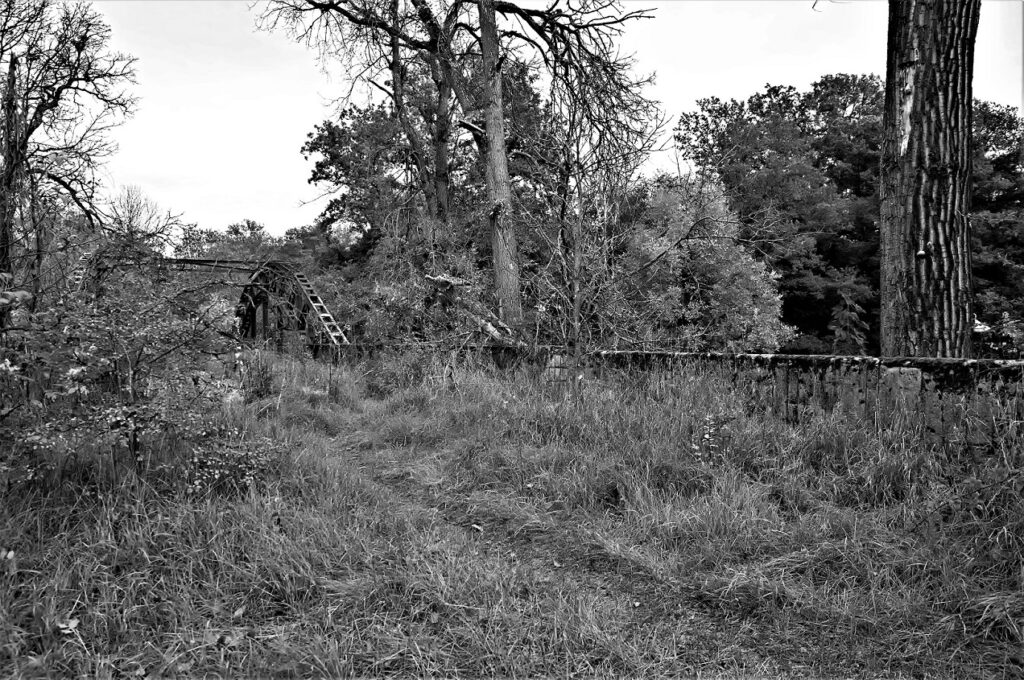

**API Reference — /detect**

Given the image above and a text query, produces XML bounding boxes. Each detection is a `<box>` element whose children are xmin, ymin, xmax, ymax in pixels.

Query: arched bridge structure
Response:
<box><xmin>232</xmin><ymin>260</ymin><xmax>349</xmax><ymax>352</ymax></box>
<box><xmin>68</xmin><ymin>252</ymin><xmax>348</xmax><ymax>355</ymax></box>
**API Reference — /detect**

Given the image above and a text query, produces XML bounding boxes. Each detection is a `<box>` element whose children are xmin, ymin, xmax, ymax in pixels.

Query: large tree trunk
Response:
<box><xmin>879</xmin><ymin>0</ymin><xmax>981</xmax><ymax>357</ymax></box>
<box><xmin>432</xmin><ymin>75</ymin><xmax>452</xmax><ymax>225</ymax></box>
<box><xmin>1</xmin><ymin>55</ymin><xmax>19</xmax><ymax>284</ymax></box>
<box><xmin>0</xmin><ymin>54</ymin><xmax>20</xmax><ymax>331</ymax></box>
<box><xmin>388</xmin><ymin>0</ymin><xmax>438</xmax><ymax>222</ymax></box>
<box><xmin>478</xmin><ymin>0</ymin><xmax>522</xmax><ymax>326</ymax></box>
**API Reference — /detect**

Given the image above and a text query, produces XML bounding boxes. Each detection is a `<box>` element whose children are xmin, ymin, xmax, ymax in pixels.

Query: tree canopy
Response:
<box><xmin>675</xmin><ymin>74</ymin><xmax>1023</xmax><ymax>356</ymax></box>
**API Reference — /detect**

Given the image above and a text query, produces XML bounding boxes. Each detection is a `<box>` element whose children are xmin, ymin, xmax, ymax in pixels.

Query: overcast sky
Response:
<box><xmin>93</xmin><ymin>0</ymin><xmax>1023</xmax><ymax>236</ymax></box>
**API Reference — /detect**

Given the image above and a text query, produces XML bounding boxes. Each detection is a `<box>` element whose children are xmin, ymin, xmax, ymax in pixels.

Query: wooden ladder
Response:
<box><xmin>292</xmin><ymin>272</ymin><xmax>349</xmax><ymax>346</ymax></box>
<box><xmin>67</xmin><ymin>252</ymin><xmax>94</xmax><ymax>293</ymax></box>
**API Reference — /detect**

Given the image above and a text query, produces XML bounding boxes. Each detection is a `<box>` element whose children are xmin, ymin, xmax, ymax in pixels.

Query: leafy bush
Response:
<box><xmin>184</xmin><ymin>429</ymin><xmax>276</xmax><ymax>498</ymax></box>
<box><xmin>624</xmin><ymin>178</ymin><xmax>795</xmax><ymax>351</ymax></box>
<box><xmin>0</xmin><ymin>245</ymin><xmax>268</xmax><ymax>495</ymax></box>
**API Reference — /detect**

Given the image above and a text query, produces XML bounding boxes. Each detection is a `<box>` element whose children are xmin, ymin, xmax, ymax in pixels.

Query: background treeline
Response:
<box><xmin>1</xmin><ymin>3</ymin><xmax>1019</xmax><ymax>358</ymax></box>
<box><xmin>180</xmin><ymin>74</ymin><xmax>1023</xmax><ymax>357</ymax></box>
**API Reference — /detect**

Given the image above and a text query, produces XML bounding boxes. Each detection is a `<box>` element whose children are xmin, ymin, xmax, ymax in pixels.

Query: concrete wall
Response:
<box><xmin>332</xmin><ymin>344</ymin><xmax>1024</xmax><ymax>448</ymax></box>
<box><xmin>585</xmin><ymin>351</ymin><xmax>1024</xmax><ymax>448</ymax></box>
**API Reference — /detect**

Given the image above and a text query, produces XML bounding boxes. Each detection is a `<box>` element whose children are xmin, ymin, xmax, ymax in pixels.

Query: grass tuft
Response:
<box><xmin>2</xmin><ymin>351</ymin><xmax>1022</xmax><ymax>678</ymax></box>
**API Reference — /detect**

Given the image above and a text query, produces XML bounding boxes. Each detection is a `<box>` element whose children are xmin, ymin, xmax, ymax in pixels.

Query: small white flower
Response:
<box><xmin>57</xmin><ymin>618</ymin><xmax>80</xmax><ymax>635</ymax></box>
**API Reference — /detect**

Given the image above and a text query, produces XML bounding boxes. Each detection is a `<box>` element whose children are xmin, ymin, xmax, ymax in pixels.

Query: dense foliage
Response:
<box><xmin>292</xmin><ymin>68</ymin><xmax>793</xmax><ymax>351</ymax></box>
<box><xmin>676</xmin><ymin>75</ymin><xmax>1024</xmax><ymax>355</ymax></box>
<box><xmin>0</xmin><ymin>239</ymin><xmax>277</xmax><ymax>496</ymax></box>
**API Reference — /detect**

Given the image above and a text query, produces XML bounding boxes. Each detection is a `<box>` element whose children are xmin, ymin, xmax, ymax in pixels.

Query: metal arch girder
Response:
<box><xmin>65</xmin><ymin>252</ymin><xmax>348</xmax><ymax>349</ymax></box>
<box><xmin>68</xmin><ymin>255</ymin><xmax>259</xmax><ymax>296</ymax></box>
<box><xmin>237</xmin><ymin>261</ymin><xmax>349</xmax><ymax>347</ymax></box>
<box><xmin>157</xmin><ymin>258</ymin><xmax>265</xmax><ymax>274</ymax></box>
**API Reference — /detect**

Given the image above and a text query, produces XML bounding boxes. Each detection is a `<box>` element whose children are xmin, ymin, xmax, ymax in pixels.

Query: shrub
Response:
<box><xmin>184</xmin><ymin>432</ymin><xmax>276</xmax><ymax>498</ymax></box>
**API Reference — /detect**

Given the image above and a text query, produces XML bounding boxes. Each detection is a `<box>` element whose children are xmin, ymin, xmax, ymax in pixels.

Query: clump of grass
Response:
<box><xmin>4</xmin><ymin>350</ymin><xmax>1023</xmax><ymax>678</ymax></box>
<box><xmin>240</xmin><ymin>349</ymin><xmax>275</xmax><ymax>402</ymax></box>
<box><xmin>380</xmin><ymin>356</ymin><xmax>1024</xmax><ymax>677</ymax></box>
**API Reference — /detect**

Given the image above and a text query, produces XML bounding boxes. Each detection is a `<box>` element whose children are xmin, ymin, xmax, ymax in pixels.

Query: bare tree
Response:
<box><xmin>107</xmin><ymin>185</ymin><xmax>186</xmax><ymax>251</ymax></box>
<box><xmin>1</xmin><ymin>50</ymin><xmax>19</xmax><ymax>284</ymax></box>
<box><xmin>260</xmin><ymin>0</ymin><xmax>656</xmax><ymax>327</ymax></box>
<box><xmin>0</xmin><ymin>0</ymin><xmax>136</xmax><ymax>291</ymax></box>
<box><xmin>477</xmin><ymin>0</ymin><xmax>520</xmax><ymax>322</ymax></box>
<box><xmin>519</xmin><ymin>69</ymin><xmax>662</xmax><ymax>348</ymax></box>
<box><xmin>879</xmin><ymin>0</ymin><xmax>981</xmax><ymax>357</ymax></box>
<box><xmin>261</xmin><ymin>0</ymin><xmax>460</xmax><ymax>227</ymax></box>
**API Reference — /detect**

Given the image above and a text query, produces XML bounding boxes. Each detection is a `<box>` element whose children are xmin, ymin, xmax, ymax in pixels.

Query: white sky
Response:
<box><xmin>93</xmin><ymin>0</ymin><xmax>1023</xmax><ymax>236</ymax></box>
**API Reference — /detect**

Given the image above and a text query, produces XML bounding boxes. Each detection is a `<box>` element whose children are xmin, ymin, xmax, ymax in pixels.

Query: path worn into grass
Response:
<box><xmin>253</xmin><ymin>362</ymin><xmax>1014</xmax><ymax>679</ymax></box>
<box><xmin>4</xmin><ymin>357</ymin><xmax>1017</xmax><ymax>678</ymax></box>
<box><xmin>323</xmin><ymin>428</ymin><xmax>891</xmax><ymax>678</ymax></box>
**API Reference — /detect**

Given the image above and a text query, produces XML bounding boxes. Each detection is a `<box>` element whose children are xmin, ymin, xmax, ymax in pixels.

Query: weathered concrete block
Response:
<box><xmin>886</xmin><ymin>366</ymin><xmax>922</xmax><ymax>392</ymax></box>
<box><xmin>917</xmin><ymin>374</ymin><xmax>950</xmax><ymax>445</ymax></box>
<box><xmin>878</xmin><ymin>367</ymin><xmax>923</xmax><ymax>425</ymax></box>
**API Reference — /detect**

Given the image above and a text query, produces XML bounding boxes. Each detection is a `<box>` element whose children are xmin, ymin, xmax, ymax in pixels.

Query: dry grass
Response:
<box><xmin>2</xmin><ymin>350</ymin><xmax>1022</xmax><ymax>678</ymax></box>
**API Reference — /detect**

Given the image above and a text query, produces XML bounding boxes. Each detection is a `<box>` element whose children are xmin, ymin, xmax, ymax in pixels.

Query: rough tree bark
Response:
<box><xmin>386</xmin><ymin>0</ymin><xmax>437</xmax><ymax>222</ymax></box>
<box><xmin>879</xmin><ymin>0</ymin><xmax>981</xmax><ymax>357</ymax></box>
<box><xmin>478</xmin><ymin>0</ymin><xmax>522</xmax><ymax>325</ymax></box>
<box><xmin>431</xmin><ymin>68</ymin><xmax>452</xmax><ymax>226</ymax></box>
<box><xmin>1</xmin><ymin>54</ymin><xmax>19</xmax><ymax>283</ymax></box>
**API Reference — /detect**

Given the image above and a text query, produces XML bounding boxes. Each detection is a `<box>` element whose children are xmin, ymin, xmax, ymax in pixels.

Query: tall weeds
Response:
<box><xmin>1</xmin><ymin>351</ymin><xmax>1021</xmax><ymax>678</ymax></box>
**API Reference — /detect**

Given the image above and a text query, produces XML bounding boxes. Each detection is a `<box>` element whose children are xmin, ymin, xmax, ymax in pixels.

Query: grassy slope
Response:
<box><xmin>2</xmin><ymin>353</ymin><xmax>1022</xmax><ymax>678</ymax></box>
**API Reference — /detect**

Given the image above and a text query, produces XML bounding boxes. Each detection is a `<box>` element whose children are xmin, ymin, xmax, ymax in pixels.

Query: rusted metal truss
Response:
<box><xmin>234</xmin><ymin>261</ymin><xmax>349</xmax><ymax>350</ymax></box>
<box><xmin>66</xmin><ymin>254</ymin><xmax>349</xmax><ymax>352</ymax></box>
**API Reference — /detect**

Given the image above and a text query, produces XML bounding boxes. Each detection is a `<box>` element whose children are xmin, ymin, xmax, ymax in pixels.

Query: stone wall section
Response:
<box><xmin>586</xmin><ymin>351</ymin><xmax>1024</xmax><ymax>447</ymax></box>
<box><xmin>331</xmin><ymin>344</ymin><xmax>1023</xmax><ymax>448</ymax></box>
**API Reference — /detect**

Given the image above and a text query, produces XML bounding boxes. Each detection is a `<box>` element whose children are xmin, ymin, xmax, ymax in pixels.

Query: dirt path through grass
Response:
<box><xmin>4</xmin><ymin>358</ymin><xmax>1019</xmax><ymax>678</ymax></box>
<box><xmin>321</xmin><ymin>426</ymin><xmax>850</xmax><ymax>678</ymax></box>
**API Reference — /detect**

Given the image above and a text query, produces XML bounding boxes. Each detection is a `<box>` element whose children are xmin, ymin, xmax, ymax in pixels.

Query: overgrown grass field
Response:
<box><xmin>2</xmin><ymin>352</ymin><xmax>1022</xmax><ymax>678</ymax></box>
